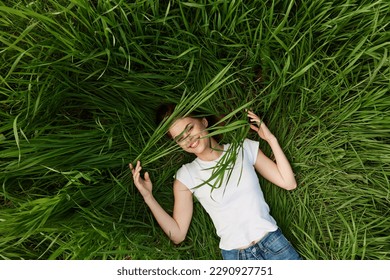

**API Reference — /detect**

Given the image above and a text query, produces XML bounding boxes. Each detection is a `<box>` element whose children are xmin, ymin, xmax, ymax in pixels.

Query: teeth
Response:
<box><xmin>190</xmin><ymin>139</ymin><xmax>198</xmax><ymax>148</ymax></box>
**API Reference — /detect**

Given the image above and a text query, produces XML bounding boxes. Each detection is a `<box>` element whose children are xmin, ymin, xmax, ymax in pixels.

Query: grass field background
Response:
<box><xmin>0</xmin><ymin>0</ymin><xmax>389</xmax><ymax>259</ymax></box>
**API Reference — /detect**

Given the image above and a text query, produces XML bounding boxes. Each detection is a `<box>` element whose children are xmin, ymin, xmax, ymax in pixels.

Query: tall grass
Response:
<box><xmin>0</xmin><ymin>0</ymin><xmax>389</xmax><ymax>259</ymax></box>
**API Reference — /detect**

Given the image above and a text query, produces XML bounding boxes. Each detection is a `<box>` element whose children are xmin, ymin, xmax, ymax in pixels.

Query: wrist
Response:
<box><xmin>144</xmin><ymin>194</ymin><xmax>155</xmax><ymax>204</ymax></box>
<box><xmin>264</xmin><ymin>134</ymin><xmax>277</xmax><ymax>144</ymax></box>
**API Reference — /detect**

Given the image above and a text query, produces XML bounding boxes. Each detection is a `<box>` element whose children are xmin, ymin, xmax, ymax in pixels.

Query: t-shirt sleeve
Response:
<box><xmin>175</xmin><ymin>164</ymin><xmax>195</xmax><ymax>193</ymax></box>
<box><xmin>243</xmin><ymin>138</ymin><xmax>260</xmax><ymax>165</ymax></box>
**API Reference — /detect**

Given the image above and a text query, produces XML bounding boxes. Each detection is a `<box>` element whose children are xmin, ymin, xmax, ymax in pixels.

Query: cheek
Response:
<box><xmin>196</xmin><ymin>137</ymin><xmax>209</xmax><ymax>150</ymax></box>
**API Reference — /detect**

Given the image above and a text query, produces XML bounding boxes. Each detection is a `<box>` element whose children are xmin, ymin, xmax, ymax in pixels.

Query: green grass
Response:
<box><xmin>0</xmin><ymin>0</ymin><xmax>389</xmax><ymax>260</ymax></box>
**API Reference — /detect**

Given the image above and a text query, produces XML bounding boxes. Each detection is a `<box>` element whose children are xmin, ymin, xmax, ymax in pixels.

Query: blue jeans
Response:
<box><xmin>221</xmin><ymin>228</ymin><xmax>301</xmax><ymax>260</ymax></box>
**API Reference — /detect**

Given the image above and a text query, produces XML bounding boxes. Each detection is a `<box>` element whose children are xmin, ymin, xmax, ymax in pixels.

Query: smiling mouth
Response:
<box><xmin>188</xmin><ymin>138</ymin><xmax>199</xmax><ymax>149</ymax></box>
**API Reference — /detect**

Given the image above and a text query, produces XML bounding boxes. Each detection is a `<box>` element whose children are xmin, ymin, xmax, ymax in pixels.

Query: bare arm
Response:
<box><xmin>129</xmin><ymin>161</ymin><xmax>193</xmax><ymax>244</ymax></box>
<box><xmin>247</xmin><ymin>111</ymin><xmax>297</xmax><ymax>190</ymax></box>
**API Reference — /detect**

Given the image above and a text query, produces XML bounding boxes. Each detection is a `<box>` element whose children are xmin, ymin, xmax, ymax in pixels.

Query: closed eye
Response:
<box><xmin>175</xmin><ymin>123</ymin><xmax>193</xmax><ymax>143</ymax></box>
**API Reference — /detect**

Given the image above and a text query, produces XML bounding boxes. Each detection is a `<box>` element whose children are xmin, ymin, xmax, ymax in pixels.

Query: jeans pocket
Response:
<box><xmin>265</xmin><ymin>233</ymin><xmax>290</xmax><ymax>254</ymax></box>
<box><xmin>261</xmin><ymin>229</ymin><xmax>300</xmax><ymax>260</ymax></box>
<box><xmin>221</xmin><ymin>249</ymin><xmax>239</xmax><ymax>260</ymax></box>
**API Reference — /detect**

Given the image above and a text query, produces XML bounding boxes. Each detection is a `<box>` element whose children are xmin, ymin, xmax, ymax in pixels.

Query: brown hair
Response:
<box><xmin>155</xmin><ymin>103</ymin><xmax>223</xmax><ymax>142</ymax></box>
<box><xmin>155</xmin><ymin>103</ymin><xmax>176</xmax><ymax>127</ymax></box>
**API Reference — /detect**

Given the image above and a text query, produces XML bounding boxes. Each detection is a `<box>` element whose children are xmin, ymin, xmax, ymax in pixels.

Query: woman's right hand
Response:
<box><xmin>129</xmin><ymin>161</ymin><xmax>153</xmax><ymax>200</ymax></box>
<box><xmin>129</xmin><ymin>161</ymin><xmax>193</xmax><ymax>244</ymax></box>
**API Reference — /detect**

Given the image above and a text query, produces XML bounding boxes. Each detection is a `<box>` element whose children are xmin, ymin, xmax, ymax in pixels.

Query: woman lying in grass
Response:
<box><xmin>129</xmin><ymin>104</ymin><xmax>300</xmax><ymax>260</ymax></box>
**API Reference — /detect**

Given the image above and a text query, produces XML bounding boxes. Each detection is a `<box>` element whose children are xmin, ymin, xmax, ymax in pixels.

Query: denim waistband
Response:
<box><xmin>221</xmin><ymin>228</ymin><xmax>301</xmax><ymax>260</ymax></box>
<box><xmin>240</xmin><ymin>228</ymin><xmax>279</xmax><ymax>251</ymax></box>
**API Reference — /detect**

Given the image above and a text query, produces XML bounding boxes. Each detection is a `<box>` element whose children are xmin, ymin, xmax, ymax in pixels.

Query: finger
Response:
<box><xmin>248</xmin><ymin>116</ymin><xmax>259</xmax><ymax>122</ymax></box>
<box><xmin>135</xmin><ymin>161</ymin><xmax>142</xmax><ymax>173</ymax></box>
<box><xmin>248</xmin><ymin>114</ymin><xmax>262</xmax><ymax>123</ymax></box>
<box><xmin>132</xmin><ymin>166</ymin><xmax>141</xmax><ymax>180</ymax></box>
<box><xmin>248</xmin><ymin>116</ymin><xmax>260</xmax><ymax>126</ymax></box>
<box><xmin>249</xmin><ymin>124</ymin><xmax>259</xmax><ymax>131</ymax></box>
<box><xmin>133</xmin><ymin>171</ymin><xmax>138</xmax><ymax>180</ymax></box>
<box><xmin>247</xmin><ymin>111</ymin><xmax>262</xmax><ymax>121</ymax></box>
<box><xmin>144</xmin><ymin>171</ymin><xmax>150</xmax><ymax>182</ymax></box>
<box><xmin>247</xmin><ymin>110</ymin><xmax>257</xmax><ymax>116</ymax></box>
<box><xmin>249</xmin><ymin>121</ymin><xmax>259</xmax><ymax>128</ymax></box>
<box><xmin>248</xmin><ymin>114</ymin><xmax>260</xmax><ymax>122</ymax></box>
<box><xmin>248</xmin><ymin>117</ymin><xmax>260</xmax><ymax>124</ymax></box>
<box><xmin>130</xmin><ymin>163</ymin><xmax>136</xmax><ymax>175</ymax></box>
<box><xmin>134</xmin><ymin>172</ymin><xmax>141</xmax><ymax>185</ymax></box>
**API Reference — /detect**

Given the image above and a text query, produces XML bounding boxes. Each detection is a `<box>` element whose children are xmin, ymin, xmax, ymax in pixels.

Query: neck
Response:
<box><xmin>196</xmin><ymin>138</ymin><xmax>223</xmax><ymax>161</ymax></box>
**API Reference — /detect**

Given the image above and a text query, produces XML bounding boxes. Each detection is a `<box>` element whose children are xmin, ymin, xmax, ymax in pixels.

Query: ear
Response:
<box><xmin>202</xmin><ymin>118</ymin><xmax>208</xmax><ymax>128</ymax></box>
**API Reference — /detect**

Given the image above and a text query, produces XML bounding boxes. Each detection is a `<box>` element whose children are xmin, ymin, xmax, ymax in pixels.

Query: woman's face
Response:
<box><xmin>168</xmin><ymin>117</ymin><xmax>209</xmax><ymax>154</ymax></box>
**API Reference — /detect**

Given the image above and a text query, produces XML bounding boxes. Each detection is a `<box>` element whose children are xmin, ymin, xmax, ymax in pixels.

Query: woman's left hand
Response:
<box><xmin>247</xmin><ymin>110</ymin><xmax>276</xmax><ymax>142</ymax></box>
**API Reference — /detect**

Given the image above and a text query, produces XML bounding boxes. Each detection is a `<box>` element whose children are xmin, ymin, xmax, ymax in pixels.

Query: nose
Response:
<box><xmin>183</xmin><ymin>134</ymin><xmax>194</xmax><ymax>145</ymax></box>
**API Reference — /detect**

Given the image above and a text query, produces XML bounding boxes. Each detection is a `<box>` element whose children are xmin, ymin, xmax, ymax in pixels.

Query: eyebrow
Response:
<box><xmin>173</xmin><ymin>123</ymin><xmax>192</xmax><ymax>142</ymax></box>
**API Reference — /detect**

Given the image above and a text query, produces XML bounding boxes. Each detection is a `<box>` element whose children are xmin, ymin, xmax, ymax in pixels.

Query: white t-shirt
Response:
<box><xmin>175</xmin><ymin>138</ymin><xmax>278</xmax><ymax>250</ymax></box>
